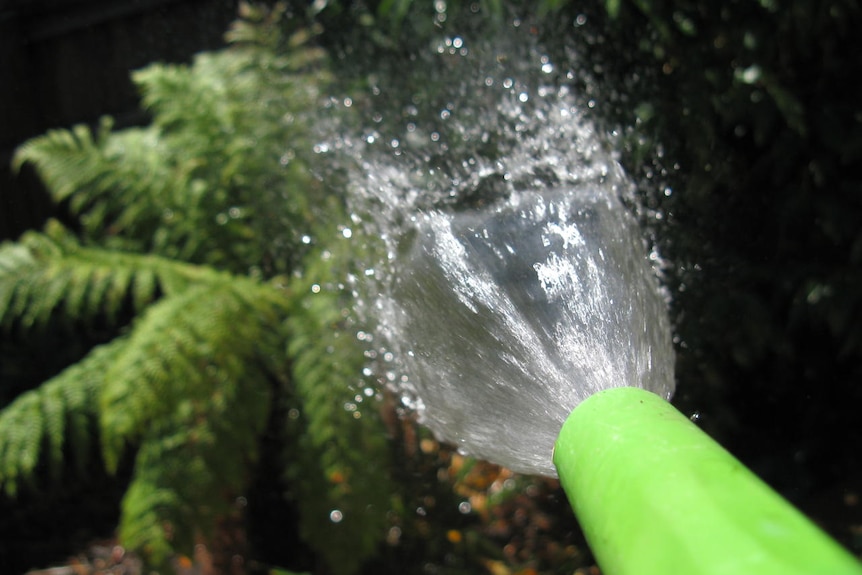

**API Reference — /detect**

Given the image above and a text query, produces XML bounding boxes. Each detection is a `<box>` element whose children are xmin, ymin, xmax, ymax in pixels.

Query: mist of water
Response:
<box><xmin>319</xmin><ymin>18</ymin><xmax>675</xmax><ymax>476</ymax></box>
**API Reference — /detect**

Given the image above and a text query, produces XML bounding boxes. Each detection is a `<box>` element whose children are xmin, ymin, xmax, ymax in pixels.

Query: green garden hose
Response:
<box><xmin>553</xmin><ymin>387</ymin><xmax>862</xmax><ymax>575</ymax></box>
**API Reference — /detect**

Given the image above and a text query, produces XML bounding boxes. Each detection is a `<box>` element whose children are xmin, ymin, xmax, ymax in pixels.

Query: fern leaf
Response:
<box><xmin>0</xmin><ymin>341</ymin><xmax>121</xmax><ymax>495</ymax></box>
<box><xmin>0</xmin><ymin>394</ymin><xmax>38</xmax><ymax>494</ymax></box>
<box><xmin>13</xmin><ymin>119</ymin><xmax>175</xmax><ymax>245</ymax></box>
<box><xmin>40</xmin><ymin>381</ymin><xmax>67</xmax><ymax>479</ymax></box>
<box><xmin>119</xmin><ymin>390</ymin><xmax>270</xmax><ymax>568</ymax></box>
<box><xmin>0</xmin><ymin>222</ymin><xmax>224</xmax><ymax>336</ymax></box>
<box><xmin>285</xmin><ymin>238</ymin><xmax>394</xmax><ymax>575</ymax></box>
<box><xmin>101</xmin><ymin>276</ymin><xmax>284</xmax><ymax>565</ymax></box>
<box><xmin>11</xmin><ymin>120</ymin><xmax>103</xmax><ymax>202</ymax></box>
<box><xmin>99</xmin><ymin>275</ymin><xmax>286</xmax><ymax>471</ymax></box>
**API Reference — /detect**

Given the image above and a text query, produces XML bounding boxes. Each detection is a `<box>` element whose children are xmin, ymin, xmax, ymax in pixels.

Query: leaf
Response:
<box><xmin>0</xmin><ymin>341</ymin><xmax>121</xmax><ymax>495</ymax></box>
<box><xmin>99</xmin><ymin>276</ymin><xmax>285</xmax><ymax>471</ymax></box>
<box><xmin>0</xmin><ymin>222</ymin><xmax>221</xmax><ymax>336</ymax></box>
<box><xmin>285</xmin><ymin>238</ymin><xmax>394</xmax><ymax>575</ymax></box>
<box><xmin>93</xmin><ymin>274</ymin><xmax>285</xmax><ymax>565</ymax></box>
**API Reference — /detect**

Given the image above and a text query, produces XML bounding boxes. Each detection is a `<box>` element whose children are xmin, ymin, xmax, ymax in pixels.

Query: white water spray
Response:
<box><xmin>320</xmin><ymin>22</ymin><xmax>674</xmax><ymax>476</ymax></box>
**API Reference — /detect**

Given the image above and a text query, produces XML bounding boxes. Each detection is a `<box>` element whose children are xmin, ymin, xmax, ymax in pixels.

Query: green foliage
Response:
<box><xmin>1</xmin><ymin>4</ymin><xmax>395</xmax><ymax>573</ymax></box>
<box><xmin>0</xmin><ymin>340</ymin><xmax>117</xmax><ymax>495</ymax></box>
<box><xmin>0</xmin><ymin>221</ymin><xmax>217</xmax><ymax>335</ymax></box>
<box><xmin>13</xmin><ymin>4</ymin><xmax>329</xmax><ymax>277</ymax></box>
<box><xmin>285</xmin><ymin>234</ymin><xmax>394</xmax><ymax>575</ymax></box>
<box><xmin>0</xmin><ymin>223</ymin><xmax>290</xmax><ymax>567</ymax></box>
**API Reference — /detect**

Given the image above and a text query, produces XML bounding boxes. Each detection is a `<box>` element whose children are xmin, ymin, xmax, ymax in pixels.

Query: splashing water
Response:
<box><xmin>322</xmin><ymin>20</ymin><xmax>674</xmax><ymax>476</ymax></box>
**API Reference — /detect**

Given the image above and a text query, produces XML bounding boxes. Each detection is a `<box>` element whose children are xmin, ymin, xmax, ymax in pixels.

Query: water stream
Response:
<box><xmin>320</xmin><ymin>17</ymin><xmax>675</xmax><ymax>476</ymax></box>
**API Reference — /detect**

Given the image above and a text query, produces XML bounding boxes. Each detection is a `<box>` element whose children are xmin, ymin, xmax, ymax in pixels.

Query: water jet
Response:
<box><xmin>330</xmin><ymin>23</ymin><xmax>862</xmax><ymax>575</ymax></box>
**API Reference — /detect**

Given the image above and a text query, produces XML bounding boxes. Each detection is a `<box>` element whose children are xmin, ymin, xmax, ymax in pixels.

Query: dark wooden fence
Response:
<box><xmin>1</xmin><ymin>0</ymin><xmax>240</xmax><ymax>239</ymax></box>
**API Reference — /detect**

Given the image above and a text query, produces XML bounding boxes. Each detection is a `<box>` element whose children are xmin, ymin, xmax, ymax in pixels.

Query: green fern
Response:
<box><xmin>119</xmin><ymin>360</ymin><xmax>274</xmax><ymax>567</ymax></box>
<box><xmin>0</xmin><ymin>340</ymin><xmax>122</xmax><ymax>495</ymax></box>
<box><xmin>99</xmin><ymin>275</ymin><xmax>286</xmax><ymax>471</ymax></box>
<box><xmin>0</xmin><ymin>220</ymin><xmax>221</xmax><ymax>334</ymax></box>
<box><xmin>2</xmin><ymin>3</ymin><xmax>398</xmax><ymax>571</ymax></box>
<box><xmin>14</xmin><ymin>13</ymin><xmax>330</xmax><ymax>277</ymax></box>
<box><xmin>285</xmin><ymin>232</ymin><xmax>395</xmax><ymax>575</ymax></box>
<box><xmin>1</xmin><ymin>248</ymin><xmax>289</xmax><ymax>562</ymax></box>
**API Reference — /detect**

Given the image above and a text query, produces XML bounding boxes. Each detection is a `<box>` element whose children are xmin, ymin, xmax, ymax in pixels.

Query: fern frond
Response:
<box><xmin>119</xmin><ymin>399</ymin><xmax>267</xmax><ymax>569</ymax></box>
<box><xmin>11</xmin><ymin>117</ymin><xmax>112</xmax><ymax>203</ymax></box>
<box><xmin>119</xmin><ymin>419</ymin><xmax>203</xmax><ymax>565</ymax></box>
<box><xmin>85</xmin><ymin>274</ymin><xmax>287</xmax><ymax>565</ymax></box>
<box><xmin>285</xmin><ymin>236</ymin><xmax>394</xmax><ymax>575</ymax></box>
<box><xmin>130</xmin><ymin>17</ymin><xmax>332</xmax><ymax>275</ymax></box>
<box><xmin>99</xmin><ymin>275</ymin><xmax>286</xmax><ymax>472</ymax></box>
<box><xmin>13</xmin><ymin>119</ymin><xmax>175</xmax><ymax>243</ymax></box>
<box><xmin>0</xmin><ymin>221</ymin><xmax>224</xmax><ymax>335</ymax></box>
<box><xmin>0</xmin><ymin>340</ymin><xmax>122</xmax><ymax>496</ymax></box>
<box><xmin>14</xmin><ymin>5</ymin><xmax>333</xmax><ymax>278</ymax></box>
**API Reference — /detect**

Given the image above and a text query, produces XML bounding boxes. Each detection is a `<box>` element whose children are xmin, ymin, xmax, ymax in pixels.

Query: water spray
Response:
<box><xmin>328</xmin><ymin>23</ymin><xmax>862</xmax><ymax>575</ymax></box>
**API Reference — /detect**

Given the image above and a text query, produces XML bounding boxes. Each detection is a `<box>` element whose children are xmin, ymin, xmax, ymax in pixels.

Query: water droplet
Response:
<box><xmin>458</xmin><ymin>501</ymin><xmax>472</xmax><ymax>514</ymax></box>
<box><xmin>737</xmin><ymin>64</ymin><xmax>762</xmax><ymax>84</ymax></box>
<box><xmin>311</xmin><ymin>284</ymin><xmax>321</xmax><ymax>294</ymax></box>
<box><xmin>342</xmin><ymin>227</ymin><xmax>353</xmax><ymax>238</ymax></box>
<box><xmin>329</xmin><ymin>509</ymin><xmax>343</xmax><ymax>523</ymax></box>
<box><xmin>386</xmin><ymin>526</ymin><xmax>402</xmax><ymax>545</ymax></box>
